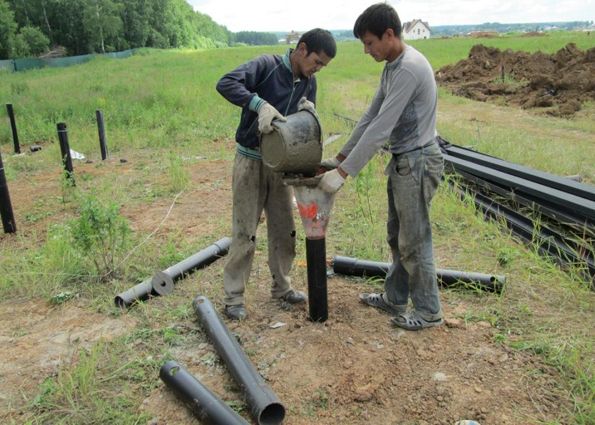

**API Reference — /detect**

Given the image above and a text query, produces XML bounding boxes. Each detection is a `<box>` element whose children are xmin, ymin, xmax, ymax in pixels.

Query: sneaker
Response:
<box><xmin>280</xmin><ymin>289</ymin><xmax>307</xmax><ymax>304</ymax></box>
<box><xmin>224</xmin><ymin>304</ymin><xmax>247</xmax><ymax>321</ymax></box>
<box><xmin>359</xmin><ymin>292</ymin><xmax>407</xmax><ymax>315</ymax></box>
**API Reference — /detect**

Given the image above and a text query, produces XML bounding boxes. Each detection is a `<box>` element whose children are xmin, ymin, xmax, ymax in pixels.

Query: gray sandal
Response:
<box><xmin>391</xmin><ymin>311</ymin><xmax>443</xmax><ymax>331</ymax></box>
<box><xmin>359</xmin><ymin>292</ymin><xmax>406</xmax><ymax>315</ymax></box>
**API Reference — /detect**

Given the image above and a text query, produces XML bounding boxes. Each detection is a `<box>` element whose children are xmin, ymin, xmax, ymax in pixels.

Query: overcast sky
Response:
<box><xmin>187</xmin><ymin>0</ymin><xmax>594</xmax><ymax>32</ymax></box>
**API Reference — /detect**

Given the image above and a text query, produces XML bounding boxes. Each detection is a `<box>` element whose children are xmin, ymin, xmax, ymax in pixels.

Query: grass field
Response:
<box><xmin>0</xmin><ymin>31</ymin><xmax>593</xmax><ymax>424</ymax></box>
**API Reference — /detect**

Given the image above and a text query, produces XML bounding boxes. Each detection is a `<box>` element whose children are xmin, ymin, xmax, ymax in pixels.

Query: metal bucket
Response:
<box><xmin>260</xmin><ymin>110</ymin><xmax>322</xmax><ymax>176</ymax></box>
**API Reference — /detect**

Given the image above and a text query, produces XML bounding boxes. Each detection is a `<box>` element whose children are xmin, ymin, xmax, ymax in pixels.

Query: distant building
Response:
<box><xmin>285</xmin><ymin>31</ymin><xmax>301</xmax><ymax>44</ymax></box>
<box><xmin>402</xmin><ymin>20</ymin><xmax>431</xmax><ymax>40</ymax></box>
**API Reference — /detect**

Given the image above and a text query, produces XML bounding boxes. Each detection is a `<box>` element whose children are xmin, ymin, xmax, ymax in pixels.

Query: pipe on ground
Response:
<box><xmin>159</xmin><ymin>360</ymin><xmax>249</xmax><ymax>425</ymax></box>
<box><xmin>193</xmin><ymin>296</ymin><xmax>285</xmax><ymax>425</ymax></box>
<box><xmin>151</xmin><ymin>237</ymin><xmax>231</xmax><ymax>295</ymax></box>
<box><xmin>114</xmin><ymin>237</ymin><xmax>231</xmax><ymax>307</ymax></box>
<box><xmin>332</xmin><ymin>255</ymin><xmax>505</xmax><ymax>293</ymax></box>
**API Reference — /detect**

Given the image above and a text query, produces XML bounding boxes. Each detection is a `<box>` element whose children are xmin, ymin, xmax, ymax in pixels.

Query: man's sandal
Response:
<box><xmin>359</xmin><ymin>292</ymin><xmax>406</xmax><ymax>315</ymax></box>
<box><xmin>391</xmin><ymin>311</ymin><xmax>443</xmax><ymax>331</ymax></box>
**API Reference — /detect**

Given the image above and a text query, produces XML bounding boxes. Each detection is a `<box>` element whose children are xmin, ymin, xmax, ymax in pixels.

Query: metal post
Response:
<box><xmin>57</xmin><ymin>122</ymin><xmax>74</xmax><ymax>183</ymax></box>
<box><xmin>306</xmin><ymin>238</ymin><xmax>327</xmax><ymax>322</ymax></box>
<box><xmin>0</xmin><ymin>149</ymin><xmax>16</xmax><ymax>233</ymax></box>
<box><xmin>96</xmin><ymin>110</ymin><xmax>108</xmax><ymax>160</ymax></box>
<box><xmin>6</xmin><ymin>104</ymin><xmax>20</xmax><ymax>154</ymax></box>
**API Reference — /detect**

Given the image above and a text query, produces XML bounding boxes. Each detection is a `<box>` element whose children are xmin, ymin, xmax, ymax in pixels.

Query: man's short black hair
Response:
<box><xmin>298</xmin><ymin>28</ymin><xmax>337</xmax><ymax>58</ymax></box>
<box><xmin>353</xmin><ymin>3</ymin><xmax>402</xmax><ymax>40</ymax></box>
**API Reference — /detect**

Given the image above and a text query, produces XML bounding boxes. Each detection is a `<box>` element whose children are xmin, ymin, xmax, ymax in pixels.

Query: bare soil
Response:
<box><xmin>436</xmin><ymin>43</ymin><xmax>595</xmax><ymax>116</ymax></box>
<box><xmin>0</xmin><ymin>157</ymin><xmax>573</xmax><ymax>424</ymax></box>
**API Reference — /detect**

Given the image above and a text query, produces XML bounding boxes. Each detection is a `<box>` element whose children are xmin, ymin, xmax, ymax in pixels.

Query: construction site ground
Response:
<box><xmin>0</xmin><ymin>158</ymin><xmax>583</xmax><ymax>425</ymax></box>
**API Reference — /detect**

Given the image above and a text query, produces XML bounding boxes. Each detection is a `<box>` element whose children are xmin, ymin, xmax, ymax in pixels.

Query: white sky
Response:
<box><xmin>187</xmin><ymin>0</ymin><xmax>595</xmax><ymax>32</ymax></box>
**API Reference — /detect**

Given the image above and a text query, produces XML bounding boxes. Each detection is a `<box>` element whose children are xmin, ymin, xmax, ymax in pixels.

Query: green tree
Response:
<box><xmin>83</xmin><ymin>0</ymin><xmax>124</xmax><ymax>53</ymax></box>
<box><xmin>0</xmin><ymin>0</ymin><xmax>18</xmax><ymax>58</ymax></box>
<box><xmin>14</xmin><ymin>25</ymin><xmax>49</xmax><ymax>57</ymax></box>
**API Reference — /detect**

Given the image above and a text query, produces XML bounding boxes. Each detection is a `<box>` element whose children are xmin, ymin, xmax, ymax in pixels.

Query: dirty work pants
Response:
<box><xmin>384</xmin><ymin>142</ymin><xmax>444</xmax><ymax>321</ymax></box>
<box><xmin>223</xmin><ymin>153</ymin><xmax>296</xmax><ymax>306</ymax></box>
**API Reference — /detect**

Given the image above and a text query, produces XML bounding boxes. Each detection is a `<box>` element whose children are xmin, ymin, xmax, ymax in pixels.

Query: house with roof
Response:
<box><xmin>402</xmin><ymin>20</ymin><xmax>431</xmax><ymax>40</ymax></box>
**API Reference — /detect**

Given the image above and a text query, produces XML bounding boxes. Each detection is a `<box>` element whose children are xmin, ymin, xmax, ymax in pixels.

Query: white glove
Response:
<box><xmin>319</xmin><ymin>169</ymin><xmax>345</xmax><ymax>193</ymax></box>
<box><xmin>298</xmin><ymin>97</ymin><xmax>316</xmax><ymax>114</ymax></box>
<box><xmin>320</xmin><ymin>157</ymin><xmax>341</xmax><ymax>170</ymax></box>
<box><xmin>258</xmin><ymin>102</ymin><xmax>286</xmax><ymax>134</ymax></box>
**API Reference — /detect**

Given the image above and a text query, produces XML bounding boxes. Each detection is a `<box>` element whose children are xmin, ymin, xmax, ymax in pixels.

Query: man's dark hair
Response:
<box><xmin>297</xmin><ymin>28</ymin><xmax>337</xmax><ymax>58</ymax></box>
<box><xmin>353</xmin><ymin>3</ymin><xmax>402</xmax><ymax>39</ymax></box>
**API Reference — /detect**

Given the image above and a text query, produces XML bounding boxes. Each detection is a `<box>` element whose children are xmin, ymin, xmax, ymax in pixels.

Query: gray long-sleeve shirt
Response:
<box><xmin>339</xmin><ymin>45</ymin><xmax>438</xmax><ymax>176</ymax></box>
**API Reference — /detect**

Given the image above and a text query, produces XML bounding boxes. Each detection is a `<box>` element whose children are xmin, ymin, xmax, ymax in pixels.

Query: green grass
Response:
<box><xmin>0</xmin><ymin>32</ymin><xmax>593</xmax><ymax>424</ymax></box>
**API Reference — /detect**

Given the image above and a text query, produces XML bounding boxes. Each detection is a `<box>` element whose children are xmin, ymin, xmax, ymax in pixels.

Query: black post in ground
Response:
<box><xmin>0</xmin><ymin>149</ymin><xmax>16</xmax><ymax>233</ymax></box>
<box><xmin>57</xmin><ymin>122</ymin><xmax>75</xmax><ymax>184</ymax></box>
<box><xmin>6</xmin><ymin>104</ymin><xmax>20</xmax><ymax>154</ymax></box>
<box><xmin>306</xmin><ymin>237</ymin><xmax>328</xmax><ymax>322</ymax></box>
<box><xmin>96</xmin><ymin>110</ymin><xmax>108</xmax><ymax>160</ymax></box>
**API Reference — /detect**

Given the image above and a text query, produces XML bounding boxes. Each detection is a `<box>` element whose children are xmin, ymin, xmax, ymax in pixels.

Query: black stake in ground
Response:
<box><xmin>96</xmin><ymin>110</ymin><xmax>108</xmax><ymax>160</ymax></box>
<box><xmin>6</xmin><ymin>104</ymin><xmax>20</xmax><ymax>154</ymax></box>
<box><xmin>306</xmin><ymin>238</ymin><xmax>328</xmax><ymax>322</ymax></box>
<box><xmin>57</xmin><ymin>122</ymin><xmax>75</xmax><ymax>184</ymax></box>
<box><xmin>0</xmin><ymin>149</ymin><xmax>16</xmax><ymax>233</ymax></box>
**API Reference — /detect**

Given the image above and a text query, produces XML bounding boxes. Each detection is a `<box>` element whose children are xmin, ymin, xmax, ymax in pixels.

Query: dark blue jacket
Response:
<box><xmin>216</xmin><ymin>50</ymin><xmax>317</xmax><ymax>149</ymax></box>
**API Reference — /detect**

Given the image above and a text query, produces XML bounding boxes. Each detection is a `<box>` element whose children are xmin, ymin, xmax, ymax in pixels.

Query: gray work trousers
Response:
<box><xmin>223</xmin><ymin>153</ymin><xmax>296</xmax><ymax>306</ymax></box>
<box><xmin>384</xmin><ymin>142</ymin><xmax>444</xmax><ymax>321</ymax></box>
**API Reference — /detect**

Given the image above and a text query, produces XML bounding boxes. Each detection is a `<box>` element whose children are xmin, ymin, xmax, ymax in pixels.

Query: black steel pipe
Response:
<box><xmin>444</xmin><ymin>154</ymin><xmax>595</xmax><ymax>223</ymax></box>
<box><xmin>445</xmin><ymin>144</ymin><xmax>595</xmax><ymax>202</ymax></box>
<box><xmin>306</xmin><ymin>238</ymin><xmax>327</xmax><ymax>322</ymax></box>
<box><xmin>332</xmin><ymin>256</ymin><xmax>505</xmax><ymax>293</ymax></box>
<box><xmin>96</xmin><ymin>110</ymin><xmax>108</xmax><ymax>160</ymax></box>
<box><xmin>193</xmin><ymin>296</ymin><xmax>285</xmax><ymax>425</ymax></box>
<box><xmin>0</xmin><ymin>149</ymin><xmax>16</xmax><ymax>233</ymax></box>
<box><xmin>6</xmin><ymin>104</ymin><xmax>20</xmax><ymax>154</ymax></box>
<box><xmin>115</xmin><ymin>237</ymin><xmax>232</xmax><ymax>307</ymax></box>
<box><xmin>57</xmin><ymin>122</ymin><xmax>74</xmax><ymax>183</ymax></box>
<box><xmin>151</xmin><ymin>237</ymin><xmax>232</xmax><ymax>295</ymax></box>
<box><xmin>451</xmin><ymin>168</ymin><xmax>590</xmax><ymax>229</ymax></box>
<box><xmin>114</xmin><ymin>278</ymin><xmax>156</xmax><ymax>308</ymax></box>
<box><xmin>454</xmin><ymin>184</ymin><xmax>595</xmax><ymax>286</ymax></box>
<box><xmin>160</xmin><ymin>360</ymin><xmax>249</xmax><ymax>425</ymax></box>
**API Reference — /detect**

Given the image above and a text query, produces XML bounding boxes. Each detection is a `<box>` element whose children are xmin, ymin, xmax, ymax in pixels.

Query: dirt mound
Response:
<box><xmin>436</xmin><ymin>43</ymin><xmax>595</xmax><ymax>116</ymax></box>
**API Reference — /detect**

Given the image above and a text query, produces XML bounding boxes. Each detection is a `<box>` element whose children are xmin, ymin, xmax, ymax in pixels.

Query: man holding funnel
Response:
<box><xmin>319</xmin><ymin>4</ymin><xmax>444</xmax><ymax>330</ymax></box>
<box><xmin>216</xmin><ymin>29</ymin><xmax>336</xmax><ymax>320</ymax></box>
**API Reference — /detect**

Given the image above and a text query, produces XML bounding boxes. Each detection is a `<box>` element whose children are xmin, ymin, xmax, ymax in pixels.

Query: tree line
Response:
<box><xmin>0</xmin><ymin>0</ymin><xmax>280</xmax><ymax>60</ymax></box>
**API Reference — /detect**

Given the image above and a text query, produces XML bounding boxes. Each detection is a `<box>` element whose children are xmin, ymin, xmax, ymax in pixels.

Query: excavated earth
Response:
<box><xmin>435</xmin><ymin>43</ymin><xmax>595</xmax><ymax>116</ymax></box>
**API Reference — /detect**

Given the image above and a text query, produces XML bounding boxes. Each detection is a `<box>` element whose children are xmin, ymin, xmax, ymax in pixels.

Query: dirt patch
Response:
<box><xmin>141</xmin><ymin>279</ymin><xmax>570</xmax><ymax>425</ymax></box>
<box><xmin>0</xmin><ymin>299</ymin><xmax>136</xmax><ymax>419</ymax></box>
<box><xmin>436</xmin><ymin>43</ymin><xmax>595</xmax><ymax>116</ymax></box>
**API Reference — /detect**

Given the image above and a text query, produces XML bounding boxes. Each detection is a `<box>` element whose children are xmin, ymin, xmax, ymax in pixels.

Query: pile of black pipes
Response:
<box><xmin>114</xmin><ymin>237</ymin><xmax>231</xmax><ymax>307</ymax></box>
<box><xmin>160</xmin><ymin>361</ymin><xmax>249</xmax><ymax>425</ymax></box>
<box><xmin>193</xmin><ymin>296</ymin><xmax>285</xmax><ymax>425</ymax></box>
<box><xmin>332</xmin><ymin>255</ymin><xmax>505</xmax><ymax>293</ymax></box>
<box><xmin>441</xmin><ymin>140</ymin><xmax>594</xmax><ymax>285</ymax></box>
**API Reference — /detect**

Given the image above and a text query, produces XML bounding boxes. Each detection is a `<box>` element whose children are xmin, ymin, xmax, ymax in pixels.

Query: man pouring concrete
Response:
<box><xmin>216</xmin><ymin>29</ymin><xmax>337</xmax><ymax>320</ymax></box>
<box><xmin>319</xmin><ymin>4</ymin><xmax>444</xmax><ymax>330</ymax></box>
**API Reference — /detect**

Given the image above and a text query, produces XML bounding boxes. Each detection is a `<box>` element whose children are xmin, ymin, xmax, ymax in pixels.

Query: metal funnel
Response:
<box><xmin>285</xmin><ymin>175</ymin><xmax>336</xmax><ymax>239</ymax></box>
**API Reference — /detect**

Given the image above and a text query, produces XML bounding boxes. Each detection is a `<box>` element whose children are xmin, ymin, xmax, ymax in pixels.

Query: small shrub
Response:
<box><xmin>71</xmin><ymin>195</ymin><xmax>131</xmax><ymax>281</ymax></box>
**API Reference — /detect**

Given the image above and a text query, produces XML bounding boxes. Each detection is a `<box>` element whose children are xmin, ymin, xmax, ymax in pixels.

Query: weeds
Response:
<box><xmin>71</xmin><ymin>194</ymin><xmax>131</xmax><ymax>281</ymax></box>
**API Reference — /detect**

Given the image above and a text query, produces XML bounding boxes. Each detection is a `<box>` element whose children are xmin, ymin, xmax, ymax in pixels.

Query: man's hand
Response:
<box><xmin>319</xmin><ymin>157</ymin><xmax>340</xmax><ymax>170</ymax></box>
<box><xmin>319</xmin><ymin>169</ymin><xmax>346</xmax><ymax>193</ymax></box>
<box><xmin>298</xmin><ymin>97</ymin><xmax>316</xmax><ymax>115</ymax></box>
<box><xmin>258</xmin><ymin>102</ymin><xmax>286</xmax><ymax>134</ymax></box>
